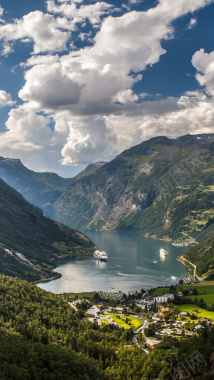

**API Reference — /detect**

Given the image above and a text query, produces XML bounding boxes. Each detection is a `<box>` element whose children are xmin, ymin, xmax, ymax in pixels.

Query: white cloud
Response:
<box><xmin>1</xmin><ymin>0</ymin><xmax>214</xmax><ymax>172</ymax></box>
<box><xmin>47</xmin><ymin>0</ymin><xmax>113</xmax><ymax>25</ymax></box>
<box><xmin>113</xmin><ymin>89</ymin><xmax>139</xmax><ymax>104</ymax></box>
<box><xmin>61</xmin><ymin>115</ymin><xmax>117</xmax><ymax>165</ymax></box>
<box><xmin>188</xmin><ymin>18</ymin><xmax>197</xmax><ymax>29</ymax></box>
<box><xmin>192</xmin><ymin>49</ymin><xmax>214</xmax><ymax>95</ymax></box>
<box><xmin>0</xmin><ymin>90</ymin><xmax>15</xmax><ymax>106</ymax></box>
<box><xmin>19</xmin><ymin>62</ymin><xmax>81</xmax><ymax>110</ymax></box>
<box><xmin>1</xmin><ymin>41</ymin><xmax>13</xmax><ymax>56</ymax></box>
<box><xmin>0</xmin><ymin>6</ymin><xmax>3</xmax><ymax>17</ymax></box>
<box><xmin>0</xmin><ymin>11</ymin><xmax>71</xmax><ymax>54</ymax></box>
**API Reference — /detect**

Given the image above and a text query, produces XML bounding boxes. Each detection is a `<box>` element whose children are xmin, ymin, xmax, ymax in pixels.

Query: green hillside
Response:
<box><xmin>0</xmin><ymin>157</ymin><xmax>74</xmax><ymax>215</ymax></box>
<box><xmin>74</xmin><ymin>161</ymin><xmax>106</xmax><ymax>181</ymax></box>
<box><xmin>0</xmin><ymin>275</ymin><xmax>214</xmax><ymax>379</ymax></box>
<box><xmin>53</xmin><ymin>134</ymin><xmax>214</xmax><ymax>245</ymax></box>
<box><xmin>184</xmin><ymin>237</ymin><xmax>214</xmax><ymax>279</ymax></box>
<box><xmin>0</xmin><ymin>179</ymin><xmax>95</xmax><ymax>282</ymax></box>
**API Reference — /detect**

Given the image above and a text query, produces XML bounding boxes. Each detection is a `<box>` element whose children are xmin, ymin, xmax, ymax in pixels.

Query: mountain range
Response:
<box><xmin>0</xmin><ymin>157</ymin><xmax>106</xmax><ymax>217</ymax></box>
<box><xmin>0</xmin><ymin>134</ymin><xmax>213</xmax><ymax>247</ymax></box>
<box><xmin>52</xmin><ymin>134</ymin><xmax>214</xmax><ymax>245</ymax></box>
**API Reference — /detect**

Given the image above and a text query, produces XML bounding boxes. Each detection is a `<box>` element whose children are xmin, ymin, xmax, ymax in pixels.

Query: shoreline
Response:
<box><xmin>36</xmin><ymin>251</ymin><xmax>94</xmax><ymax>285</ymax></box>
<box><xmin>35</xmin><ymin>272</ymin><xmax>62</xmax><ymax>285</ymax></box>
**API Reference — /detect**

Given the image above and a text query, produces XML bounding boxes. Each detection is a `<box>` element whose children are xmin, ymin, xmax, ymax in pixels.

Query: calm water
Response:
<box><xmin>38</xmin><ymin>231</ymin><xmax>189</xmax><ymax>294</ymax></box>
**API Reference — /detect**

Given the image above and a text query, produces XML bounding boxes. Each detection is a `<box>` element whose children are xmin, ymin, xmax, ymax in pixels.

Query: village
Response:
<box><xmin>66</xmin><ymin>281</ymin><xmax>214</xmax><ymax>351</ymax></box>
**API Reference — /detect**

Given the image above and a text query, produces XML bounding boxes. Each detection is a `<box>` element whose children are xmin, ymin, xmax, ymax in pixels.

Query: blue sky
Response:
<box><xmin>0</xmin><ymin>0</ymin><xmax>214</xmax><ymax>176</ymax></box>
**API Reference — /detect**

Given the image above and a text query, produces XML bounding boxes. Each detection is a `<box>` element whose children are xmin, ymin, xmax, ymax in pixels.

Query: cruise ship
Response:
<box><xmin>93</xmin><ymin>250</ymin><xmax>108</xmax><ymax>261</ymax></box>
<box><xmin>160</xmin><ymin>248</ymin><xmax>168</xmax><ymax>256</ymax></box>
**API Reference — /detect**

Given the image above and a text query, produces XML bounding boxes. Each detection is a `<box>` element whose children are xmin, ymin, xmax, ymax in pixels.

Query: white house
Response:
<box><xmin>155</xmin><ymin>294</ymin><xmax>174</xmax><ymax>304</ymax></box>
<box><xmin>86</xmin><ymin>305</ymin><xmax>101</xmax><ymax>318</ymax></box>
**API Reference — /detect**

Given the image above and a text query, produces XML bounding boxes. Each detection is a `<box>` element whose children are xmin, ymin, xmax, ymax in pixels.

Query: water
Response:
<box><xmin>38</xmin><ymin>231</ymin><xmax>189</xmax><ymax>294</ymax></box>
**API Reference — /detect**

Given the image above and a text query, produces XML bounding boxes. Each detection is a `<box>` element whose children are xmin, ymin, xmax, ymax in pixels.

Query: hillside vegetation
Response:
<box><xmin>184</xmin><ymin>237</ymin><xmax>214</xmax><ymax>279</ymax></box>
<box><xmin>1</xmin><ymin>275</ymin><xmax>214</xmax><ymax>379</ymax></box>
<box><xmin>53</xmin><ymin>134</ymin><xmax>214</xmax><ymax>244</ymax></box>
<box><xmin>0</xmin><ymin>179</ymin><xmax>95</xmax><ymax>282</ymax></box>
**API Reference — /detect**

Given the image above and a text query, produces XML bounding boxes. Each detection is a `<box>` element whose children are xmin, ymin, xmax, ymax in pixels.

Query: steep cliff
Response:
<box><xmin>53</xmin><ymin>134</ymin><xmax>214</xmax><ymax>244</ymax></box>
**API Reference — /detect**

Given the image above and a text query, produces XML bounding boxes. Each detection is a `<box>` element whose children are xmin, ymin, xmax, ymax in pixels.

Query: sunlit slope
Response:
<box><xmin>53</xmin><ymin>134</ymin><xmax>214</xmax><ymax>244</ymax></box>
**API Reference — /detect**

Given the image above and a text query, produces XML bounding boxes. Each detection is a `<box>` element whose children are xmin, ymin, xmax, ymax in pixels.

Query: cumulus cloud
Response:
<box><xmin>192</xmin><ymin>49</ymin><xmax>214</xmax><ymax>95</ymax></box>
<box><xmin>19</xmin><ymin>62</ymin><xmax>82</xmax><ymax>110</ymax></box>
<box><xmin>1</xmin><ymin>0</ymin><xmax>214</xmax><ymax>172</ymax></box>
<box><xmin>0</xmin><ymin>11</ymin><xmax>71</xmax><ymax>54</ymax></box>
<box><xmin>113</xmin><ymin>89</ymin><xmax>139</xmax><ymax>104</ymax></box>
<box><xmin>0</xmin><ymin>90</ymin><xmax>15</xmax><ymax>106</ymax></box>
<box><xmin>0</xmin><ymin>106</ymin><xmax>52</xmax><ymax>150</ymax></box>
<box><xmin>47</xmin><ymin>0</ymin><xmax>113</xmax><ymax>25</ymax></box>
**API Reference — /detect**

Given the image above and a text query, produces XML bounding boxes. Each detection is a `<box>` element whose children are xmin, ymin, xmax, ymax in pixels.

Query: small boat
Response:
<box><xmin>93</xmin><ymin>250</ymin><xmax>107</xmax><ymax>261</ymax></box>
<box><xmin>160</xmin><ymin>248</ymin><xmax>168</xmax><ymax>256</ymax></box>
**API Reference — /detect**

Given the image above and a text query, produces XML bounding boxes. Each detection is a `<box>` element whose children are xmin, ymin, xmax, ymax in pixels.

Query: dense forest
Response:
<box><xmin>0</xmin><ymin>275</ymin><xmax>214</xmax><ymax>379</ymax></box>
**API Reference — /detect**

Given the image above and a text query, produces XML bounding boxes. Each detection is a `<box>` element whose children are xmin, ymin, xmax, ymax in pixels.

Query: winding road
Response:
<box><xmin>180</xmin><ymin>255</ymin><xmax>197</xmax><ymax>277</ymax></box>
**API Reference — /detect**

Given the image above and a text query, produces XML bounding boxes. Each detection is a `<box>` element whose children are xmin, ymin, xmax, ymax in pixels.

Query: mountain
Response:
<box><xmin>0</xmin><ymin>157</ymin><xmax>74</xmax><ymax>215</ymax></box>
<box><xmin>183</xmin><ymin>236</ymin><xmax>214</xmax><ymax>280</ymax></box>
<box><xmin>53</xmin><ymin>134</ymin><xmax>214</xmax><ymax>245</ymax></box>
<box><xmin>0</xmin><ymin>178</ymin><xmax>95</xmax><ymax>282</ymax></box>
<box><xmin>74</xmin><ymin>162</ymin><xmax>106</xmax><ymax>181</ymax></box>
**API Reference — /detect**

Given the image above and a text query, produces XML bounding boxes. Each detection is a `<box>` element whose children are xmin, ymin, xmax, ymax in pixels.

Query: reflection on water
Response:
<box><xmin>95</xmin><ymin>260</ymin><xmax>107</xmax><ymax>270</ymax></box>
<box><xmin>160</xmin><ymin>254</ymin><xmax>166</xmax><ymax>262</ymax></box>
<box><xmin>38</xmin><ymin>231</ymin><xmax>189</xmax><ymax>294</ymax></box>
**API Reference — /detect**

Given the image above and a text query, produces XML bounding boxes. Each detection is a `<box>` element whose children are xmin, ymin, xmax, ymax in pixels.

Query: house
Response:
<box><xmin>114</xmin><ymin>307</ymin><xmax>124</xmax><ymax>314</ymax></box>
<box><xmin>194</xmin><ymin>324</ymin><xmax>204</xmax><ymax>331</ymax></box>
<box><xmin>155</xmin><ymin>294</ymin><xmax>174</xmax><ymax>304</ymax></box>
<box><xmin>86</xmin><ymin>305</ymin><xmax>101</xmax><ymax>318</ymax></box>
<box><xmin>179</xmin><ymin>311</ymin><xmax>188</xmax><ymax>317</ymax></box>
<box><xmin>146</xmin><ymin>339</ymin><xmax>160</xmax><ymax>349</ymax></box>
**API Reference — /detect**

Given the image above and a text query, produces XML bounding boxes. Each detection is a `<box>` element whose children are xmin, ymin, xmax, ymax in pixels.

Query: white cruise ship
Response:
<box><xmin>160</xmin><ymin>248</ymin><xmax>168</xmax><ymax>256</ymax></box>
<box><xmin>93</xmin><ymin>250</ymin><xmax>108</xmax><ymax>261</ymax></box>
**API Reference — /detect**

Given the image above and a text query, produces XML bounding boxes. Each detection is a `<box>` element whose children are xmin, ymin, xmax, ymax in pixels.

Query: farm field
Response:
<box><xmin>152</xmin><ymin>287</ymin><xmax>171</xmax><ymax>296</ymax></box>
<box><xmin>187</xmin><ymin>294</ymin><xmax>214</xmax><ymax>307</ymax></box>
<box><xmin>109</xmin><ymin>314</ymin><xmax>142</xmax><ymax>330</ymax></box>
<box><xmin>176</xmin><ymin>304</ymin><xmax>214</xmax><ymax>320</ymax></box>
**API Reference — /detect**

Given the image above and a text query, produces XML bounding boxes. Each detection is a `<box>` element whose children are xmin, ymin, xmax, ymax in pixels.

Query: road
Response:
<box><xmin>132</xmin><ymin>318</ymin><xmax>149</xmax><ymax>354</ymax></box>
<box><xmin>180</xmin><ymin>255</ymin><xmax>197</xmax><ymax>277</ymax></box>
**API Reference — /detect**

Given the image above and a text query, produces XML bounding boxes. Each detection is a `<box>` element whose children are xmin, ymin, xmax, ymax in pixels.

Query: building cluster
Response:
<box><xmin>98</xmin><ymin>290</ymin><xmax>124</xmax><ymax>300</ymax></box>
<box><xmin>135</xmin><ymin>293</ymin><xmax>174</xmax><ymax>310</ymax></box>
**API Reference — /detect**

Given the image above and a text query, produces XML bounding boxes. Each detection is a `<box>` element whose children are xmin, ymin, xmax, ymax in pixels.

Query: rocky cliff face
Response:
<box><xmin>53</xmin><ymin>134</ymin><xmax>214</xmax><ymax>243</ymax></box>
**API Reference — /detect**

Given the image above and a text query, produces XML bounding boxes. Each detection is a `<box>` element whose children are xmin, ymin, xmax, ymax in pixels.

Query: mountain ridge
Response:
<box><xmin>0</xmin><ymin>156</ymin><xmax>75</xmax><ymax>215</ymax></box>
<box><xmin>52</xmin><ymin>133</ymin><xmax>214</xmax><ymax>245</ymax></box>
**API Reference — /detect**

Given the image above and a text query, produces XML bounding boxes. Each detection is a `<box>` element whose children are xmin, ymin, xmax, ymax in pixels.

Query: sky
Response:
<box><xmin>0</xmin><ymin>0</ymin><xmax>214</xmax><ymax>177</ymax></box>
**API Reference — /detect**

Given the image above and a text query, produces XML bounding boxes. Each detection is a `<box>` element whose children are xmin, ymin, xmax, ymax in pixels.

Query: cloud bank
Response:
<box><xmin>0</xmin><ymin>0</ymin><xmax>214</xmax><ymax>175</ymax></box>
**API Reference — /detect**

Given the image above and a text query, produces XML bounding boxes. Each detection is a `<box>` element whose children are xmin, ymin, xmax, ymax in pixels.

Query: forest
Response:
<box><xmin>0</xmin><ymin>275</ymin><xmax>214</xmax><ymax>379</ymax></box>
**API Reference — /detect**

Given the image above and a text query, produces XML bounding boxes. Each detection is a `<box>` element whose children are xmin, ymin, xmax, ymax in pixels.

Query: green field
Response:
<box><xmin>178</xmin><ymin>283</ymin><xmax>214</xmax><ymax>307</ymax></box>
<box><xmin>109</xmin><ymin>314</ymin><xmax>142</xmax><ymax>330</ymax></box>
<box><xmin>152</xmin><ymin>287</ymin><xmax>171</xmax><ymax>296</ymax></box>
<box><xmin>179</xmin><ymin>283</ymin><xmax>214</xmax><ymax>294</ymax></box>
<box><xmin>187</xmin><ymin>294</ymin><xmax>214</xmax><ymax>307</ymax></box>
<box><xmin>176</xmin><ymin>304</ymin><xmax>214</xmax><ymax>320</ymax></box>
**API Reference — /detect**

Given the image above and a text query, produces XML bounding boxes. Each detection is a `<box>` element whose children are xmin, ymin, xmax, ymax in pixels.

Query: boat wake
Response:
<box><xmin>165</xmin><ymin>275</ymin><xmax>179</xmax><ymax>283</ymax></box>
